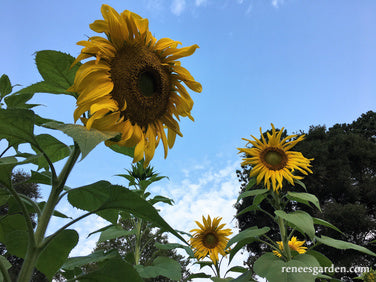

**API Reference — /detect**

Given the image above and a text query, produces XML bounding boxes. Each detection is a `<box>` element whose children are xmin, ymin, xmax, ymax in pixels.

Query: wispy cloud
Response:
<box><xmin>271</xmin><ymin>0</ymin><xmax>284</xmax><ymax>8</ymax></box>
<box><xmin>195</xmin><ymin>0</ymin><xmax>208</xmax><ymax>7</ymax></box>
<box><xmin>171</xmin><ymin>0</ymin><xmax>186</xmax><ymax>16</ymax></box>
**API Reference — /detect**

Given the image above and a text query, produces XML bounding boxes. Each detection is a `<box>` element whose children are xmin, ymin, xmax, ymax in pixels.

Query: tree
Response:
<box><xmin>0</xmin><ymin>170</ymin><xmax>47</xmax><ymax>281</ymax></box>
<box><xmin>236</xmin><ymin>111</ymin><xmax>376</xmax><ymax>280</ymax></box>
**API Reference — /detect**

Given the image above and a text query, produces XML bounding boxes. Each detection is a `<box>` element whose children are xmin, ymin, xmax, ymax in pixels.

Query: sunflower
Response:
<box><xmin>238</xmin><ymin>123</ymin><xmax>313</xmax><ymax>192</ymax></box>
<box><xmin>273</xmin><ymin>236</ymin><xmax>307</xmax><ymax>257</ymax></box>
<box><xmin>69</xmin><ymin>4</ymin><xmax>202</xmax><ymax>166</ymax></box>
<box><xmin>190</xmin><ymin>215</ymin><xmax>232</xmax><ymax>264</ymax></box>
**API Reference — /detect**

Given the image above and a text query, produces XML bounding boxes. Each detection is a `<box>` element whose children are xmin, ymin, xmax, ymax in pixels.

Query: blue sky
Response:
<box><xmin>1</xmin><ymin>0</ymin><xmax>376</xmax><ymax>277</ymax></box>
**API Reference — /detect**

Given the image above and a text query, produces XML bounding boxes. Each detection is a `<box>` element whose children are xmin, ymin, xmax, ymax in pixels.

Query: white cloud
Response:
<box><xmin>171</xmin><ymin>0</ymin><xmax>186</xmax><ymax>15</ymax></box>
<box><xmin>195</xmin><ymin>0</ymin><xmax>208</xmax><ymax>7</ymax></box>
<box><xmin>271</xmin><ymin>0</ymin><xmax>284</xmax><ymax>8</ymax></box>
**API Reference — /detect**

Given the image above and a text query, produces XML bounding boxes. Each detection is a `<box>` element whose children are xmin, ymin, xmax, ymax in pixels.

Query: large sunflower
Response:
<box><xmin>190</xmin><ymin>215</ymin><xmax>232</xmax><ymax>264</ymax></box>
<box><xmin>238</xmin><ymin>124</ymin><xmax>313</xmax><ymax>192</ymax></box>
<box><xmin>69</xmin><ymin>4</ymin><xmax>202</xmax><ymax>166</ymax></box>
<box><xmin>273</xmin><ymin>236</ymin><xmax>307</xmax><ymax>257</ymax></box>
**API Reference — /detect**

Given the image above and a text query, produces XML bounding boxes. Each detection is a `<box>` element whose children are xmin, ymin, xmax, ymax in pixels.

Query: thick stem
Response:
<box><xmin>272</xmin><ymin>192</ymin><xmax>291</xmax><ymax>260</ymax></box>
<box><xmin>134</xmin><ymin>218</ymin><xmax>143</xmax><ymax>265</ymax></box>
<box><xmin>16</xmin><ymin>247</ymin><xmax>40</xmax><ymax>282</ymax></box>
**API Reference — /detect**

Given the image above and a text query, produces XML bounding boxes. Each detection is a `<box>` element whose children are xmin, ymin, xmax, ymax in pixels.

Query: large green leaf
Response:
<box><xmin>44</xmin><ymin>122</ymin><xmax>119</xmax><ymax>159</ymax></box>
<box><xmin>75</xmin><ymin>258</ymin><xmax>143</xmax><ymax>282</ymax></box>
<box><xmin>287</xmin><ymin>192</ymin><xmax>321</xmax><ymax>211</ymax></box>
<box><xmin>34</xmin><ymin>50</ymin><xmax>81</xmax><ymax>97</ymax></box>
<box><xmin>275</xmin><ymin>210</ymin><xmax>315</xmax><ymax>239</ymax></box>
<box><xmin>0</xmin><ymin>214</ymin><xmax>28</xmax><ymax>258</ymax></box>
<box><xmin>154</xmin><ymin>242</ymin><xmax>195</xmax><ymax>258</ymax></box>
<box><xmin>16</xmin><ymin>81</ymin><xmax>73</xmax><ymax>97</ymax></box>
<box><xmin>32</xmin><ymin>134</ymin><xmax>71</xmax><ymax>169</ymax></box>
<box><xmin>0</xmin><ymin>74</ymin><xmax>12</xmax><ymax>98</ymax></box>
<box><xmin>254</xmin><ymin>253</ymin><xmax>320</xmax><ymax>282</ymax></box>
<box><xmin>229</xmin><ymin>237</ymin><xmax>256</xmax><ymax>263</ymax></box>
<box><xmin>226</xmin><ymin>226</ymin><xmax>270</xmax><ymax>248</ymax></box>
<box><xmin>316</xmin><ymin>235</ymin><xmax>376</xmax><ymax>257</ymax></box>
<box><xmin>62</xmin><ymin>249</ymin><xmax>119</xmax><ymax>271</ymax></box>
<box><xmin>0</xmin><ymin>108</ymin><xmax>37</xmax><ymax>146</ymax></box>
<box><xmin>109</xmin><ymin>144</ymin><xmax>134</xmax><ymax>158</ymax></box>
<box><xmin>236</xmin><ymin>193</ymin><xmax>268</xmax><ymax>217</ymax></box>
<box><xmin>0</xmin><ymin>157</ymin><xmax>18</xmax><ymax>188</ymax></box>
<box><xmin>237</xmin><ymin>189</ymin><xmax>268</xmax><ymax>202</ymax></box>
<box><xmin>313</xmin><ymin>217</ymin><xmax>343</xmax><ymax>234</ymax></box>
<box><xmin>36</xmin><ymin>229</ymin><xmax>79</xmax><ymax>280</ymax></box>
<box><xmin>4</xmin><ymin>92</ymin><xmax>36</xmax><ymax>109</ymax></box>
<box><xmin>98</xmin><ymin>225</ymin><xmax>136</xmax><ymax>242</ymax></box>
<box><xmin>67</xmin><ymin>181</ymin><xmax>186</xmax><ymax>242</ymax></box>
<box><xmin>305</xmin><ymin>250</ymin><xmax>334</xmax><ymax>275</ymax></box>
<box><xmin>232</xmin><ymin>270</ymin><xmax>255</xmax><ymax>282</ymax></box>
<box><xmin>135</xmin><ymin>257</ymin><xmax>181</xmax><ymax>281</ymax></box>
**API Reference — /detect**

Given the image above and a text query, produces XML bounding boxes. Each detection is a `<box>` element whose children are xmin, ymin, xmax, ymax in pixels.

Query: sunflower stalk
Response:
<box><xmin>134</xmin><ymin>218</ymin><xmax>143</xmax><ymax>265</ymax></box>
<box><xmin>17</xmin><ymin>143</ymin><xmax>81</xmax><ymax>282</ymax></box>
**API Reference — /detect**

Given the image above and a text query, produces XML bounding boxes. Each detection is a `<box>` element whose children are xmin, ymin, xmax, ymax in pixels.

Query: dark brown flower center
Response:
<box><xmin>260</xmin><ymin>147</ymin><xmax>288</xmax><ymax>170</ymax></box>
<box><xmin>110</xmin><ymin>43</ymin><xmax>171</xmax><ymax>127</ymax></box>
<box><xmin>203</xmin><ymin>233</ymin><xmax>219</xmax><ymax>249</ymax></box>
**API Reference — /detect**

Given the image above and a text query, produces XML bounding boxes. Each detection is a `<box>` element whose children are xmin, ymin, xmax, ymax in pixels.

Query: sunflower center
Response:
<box><xmin>110</xmin><ymin>43</ymin><xmax>171</xmax><ymax>127</ymax></box>
<box><xmin>138</xmin><ymin>71</ymin><xmax>157</xmax><ymax>97</ymax></box>
<box><xmin>261</xmin><ymin>148</ymin><xmax>288</xmax><ymax>170</ymax></box>
<box><xmin>203</xmin><ymin>233</ymin><xmax>219</xmax><ymax>249</ymax></box>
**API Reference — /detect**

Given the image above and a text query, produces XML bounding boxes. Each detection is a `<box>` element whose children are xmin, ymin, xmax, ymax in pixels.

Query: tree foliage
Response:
<box><xmin>236</xmin><ymin>111</ymin><xmax>376</xmax><ymax>280</ymax></box>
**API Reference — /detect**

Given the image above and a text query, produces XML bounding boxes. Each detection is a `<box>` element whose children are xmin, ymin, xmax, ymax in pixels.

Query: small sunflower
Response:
<box><xmin>69</xmin><ymin>4</ymin><xmax>202</xmax><ymax>166</ymax></box>
<box><xmin>238</xmin><ymin>123</ymin><xmax>313</xmax><ymax>192</ymax></box>
<box><xmin>273</xmin><ymin>236</ymin><xmax>307</xmax><ymax>257</ymax></box>
<box><xmin>190</xmin><ymin>215</ymin><xmax>232</xmax><ymax>264</ymax></box>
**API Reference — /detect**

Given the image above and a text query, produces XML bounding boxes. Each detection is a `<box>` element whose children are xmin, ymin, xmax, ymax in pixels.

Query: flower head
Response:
<box><xmin>190</xmin><ymin>215</ymin><xmax>232</xmax><ymax>264</ymax></box>
<box><xmin>238</xmin><ymin>124</ymin><xmax>313</xmax><ymax>192</ymax></box>
<box><xmin>273</xmin><ymin>236</ymin><xmax>308</xmax><ymax>257</ymax></box>
<box><xmin>69</xmin><ymin>4</ymin><xmax>202</xmax><ymax>166</ymax></box>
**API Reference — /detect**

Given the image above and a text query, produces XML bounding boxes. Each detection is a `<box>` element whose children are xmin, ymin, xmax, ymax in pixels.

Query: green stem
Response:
<box><xmin>18</xmin><ymin>143</ymin><xmax>80</xmax><ymax>282</ymax></box>
<box><xmin>134</xmin><ymin>218</ymin><xmax>143</xmax><ymax>265</ymax></box>
<box><xmin>16</xmin><ymin>247</ymin><xmax>40</xmax><ymax>282</ymax></box>
<box><xmin>214</xmin><ymin>261</ymin><xmax>221</xmax><ymax>278</ymax></box>
<box><xmin>0</xmin><ymin>257</ymin><xmax>11</xmax><ymax>282</ymax></box>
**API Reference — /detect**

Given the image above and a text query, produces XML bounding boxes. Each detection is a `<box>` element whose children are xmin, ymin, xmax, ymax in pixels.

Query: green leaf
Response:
<box><xmin>236</xmin><ymin>193</ymin><xmax>268</xmax><ymax>217</ymax></box>
<box><xmin>76</xmin><ymin>258</ymin><xmax>143</xmax><ymax>282</ymax></box>
<box><xmin>16</xmin><ymin>80</ymin><xmax>74</xmax><ymax>97</ymax></box>
<box><xmin>32</xmin><ymin>134</ymin><xmax>71</xmax><ymax>169</ymax></box>
<box><xmin>0</xmin><ymin>74</ymin><xmax>12</xmax><ymax>98</ymax></box>
<box><xmin>0</xmin><ymin>109</ymin><xmax>37</xmax><ymax>146</ymax></box>
<box><xmin>0</xmin><ymin>255</ymin><xmax>11</xmax><ymax>270</ymax></box>
<box><xmin>67</xmin><ymin>181</ymin><xmax>186</xmax><ymax>242</ymax></box>
<box><xmin>27</xmin><ymin>170</ymin><xmax>52</xmax><ymax>185</ymax></box>
<box><xmin>275</xmin><ymin>210</ymin><xmax>315</xmax><ymax>239</ymax></box>
<box><xmin>0</xmin><ymin>214</ymin><xmax>28</xmax><ymax>258</ymax></box>
<box><xmin>226</xmin><ymin>226</ymin><xmax>270</xmax><ymax>248</ymax></box>
<box><xmin>187</xmin><ymin>273</ymin><xmax>212</xmax><ymax>279</ymax></box>
<box><xmin>62</xmin><ymin>249</ymin><xmax>119</xmax><ymax>271</ymax></box>
<box><xmin>4</xmin><ymin>92</ymin><xmax>37</xmax><ymax>109</ymax></box>
<box><xmin>36</xmin><ymin>229</ymin><xmax>79</xmax><ymax>280</ymax></box>
<box><xmin>232</xmin><ymin>270</ymin><xmax>255</xmax><ymax>282</ymax></box>
<box><xmin>305</xmin><ymin>250</ymin><xmax>334</xmax><ymax>275</ymax></box>
<box><xmin>44</xmin><ymin>122</ymin><xmax>119</xmax><ymax>159</ymax></box>
<box><xmin>38</xmin><ymin>202</ymin><xmax>70</xmax><ymax>219</ymax></box>
<box><xmin>136</xmin><ymin>257</ymin><xmax>181</xmax><ymax>281</ymax></box>
<box><xmin>254</xmin><ymin>253</ymin><xmax>319</xmax><ymax>282</ymax></box>
<box><xmin>109</xmin><ymin>144</ymin><xmax>134</xmax><ymax>158</ymax></box>
<box><xmin>0</xmin><ymin>157</ymin><xmax>18</xmax><ymax>188</ymax></box>
<box><xmin>148</xmin><ymin>195</ymin><xmax>174</xmax><ymax>206</ymax></box>
<box><xmin>313</xmin><ymin>217</ymin><xmax>343</xmax><ymax>234</ymax></box>
<box><xmin>229</xmin><ymin>237</ymin><xmax>256</xmax><ymax>263</ymax></box>
<box><xmin>226</xmin><ymin>266</ymin><xmax>248</xmax><ymax>274</ymax></box>
<box><xmin>35</xmin><ymin>50</ymin><xmax>81</xmax><ymax>96</ymax></box>
<box><xmin>294</xmin><ymin>179</ymin><xmax>307</xmax><ymax>192</ymax></box>
<box><xmin>287</xmin><ymin>192</ymin><xmax>321</xmax><ymax>211</ymax></box>
<box><xmin>245</xmin><ymin>177</ymin><xmax>257</xmax><ymax>191</ymax></box>
<box><xmin>237</xmin><ymin>189</ymin><xmax>268</xmax><ymax>202</ymax></box>
<box><xmin>98</xmin><ymin>225</ymin><xmax>136</xmax><ymax>242</ymax></box>
<box><xmin>316</xmin><ymin>235</ymin><xmax>376</xmax><ymax>256</ymax></box>
<box><xmin>154</xmin><ymin>242</ymin><xmax>195</xmax><ymax>258</ymax></box>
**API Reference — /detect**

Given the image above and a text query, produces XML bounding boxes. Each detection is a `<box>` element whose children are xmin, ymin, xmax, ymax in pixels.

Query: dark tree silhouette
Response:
<box><xmin>236</xmin><ymin>111</ymin><xmax>376</xmax><ymax>280</ymax></box>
